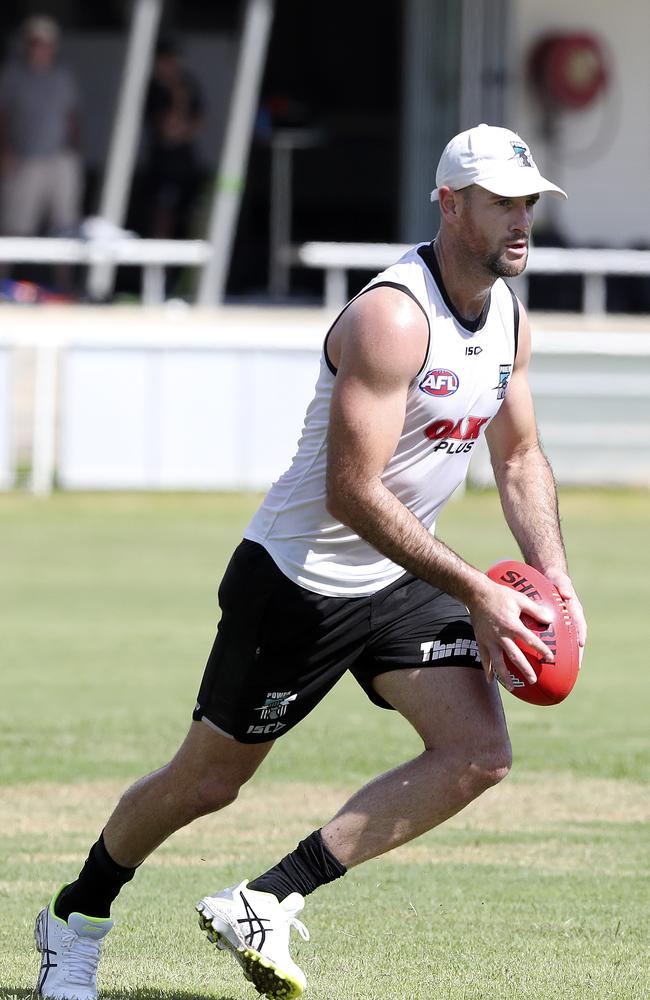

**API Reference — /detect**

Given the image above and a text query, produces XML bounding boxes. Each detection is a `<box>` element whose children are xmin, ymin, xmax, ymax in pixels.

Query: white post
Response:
<box><xmin>197</xmin><ymin>0</ymin><xmax>275</xmax><ymax>306</ymax></box>
<box><xmin>142</xmin><ymin>264</ymin><xmax>166</xmax><ymax>305</ymax></box>
<box><xmin>584</xmin><ymin>273</ymin><xmax>606</xmax><ymax>314</ymax></box>
<box><xmin>87</xmin><ymin>0</ymin><xmax>162</xmax><ymax>302</ymax></box>
<box><xmin>268</xmin><ymin>128</ymin><xmax>323</xmax><ymax>299</ymax></box>
<box><xmin>324</xmin><ymin>268</ymin><xmax>347</xmax><ymax>310</ymax></box>
<box><xmin>31</xmin><ymin>345</ymin><xmax>59</xmax><ymax>496</ymax></box>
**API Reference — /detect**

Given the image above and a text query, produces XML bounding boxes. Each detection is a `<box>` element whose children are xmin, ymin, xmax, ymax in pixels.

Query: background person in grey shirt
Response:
<box><xmin>0</xmin><ymin>15</ymin><xmax>82</xmax><ymax>239</ymax></box>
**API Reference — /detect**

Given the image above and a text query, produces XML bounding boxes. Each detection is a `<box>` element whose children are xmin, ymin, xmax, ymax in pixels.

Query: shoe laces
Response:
<box><xmin>280</xmin><ymin>900</ymin><xmax>309</xmax><ymax>942</ymax></box>
<box><xmin>286</xmin><ymin>913</ymin><xmax>309</xmax><ymax>942</ymax></box>
<box><xmin>61</xmin><ymin>928</ymin><xmax>102</xmax><ymax>986</ymax></box>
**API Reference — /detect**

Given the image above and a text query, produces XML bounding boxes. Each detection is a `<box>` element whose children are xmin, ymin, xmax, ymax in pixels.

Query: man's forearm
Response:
<box><xmin>493</xmin><ymin>443</ymin><xmax>567</xmax><ymax>573</ymax></box>
<box><xmin>327</xmin><ymin>477</ymin><xmax>487</xmax><ymax>605</ymax></box>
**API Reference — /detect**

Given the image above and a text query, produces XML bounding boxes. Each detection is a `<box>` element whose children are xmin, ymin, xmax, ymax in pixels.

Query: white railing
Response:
<box><xmin>3</xmin><ymin>237</ymin><xmax>649</xmax><ymax>313</ymax></box>
<box><xmin>293</xmin><ymin>242</ymin><xmax>650</xmax><ymax>313</ymax></box>
<box><xmin>0</xmin><ymin>236</ymin><xmax>213</xmax><ymax>305</ymax></box>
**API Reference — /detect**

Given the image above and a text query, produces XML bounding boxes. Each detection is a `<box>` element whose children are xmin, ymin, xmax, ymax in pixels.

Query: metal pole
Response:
<box><xmin>268</xmin><ymin>136</ymin><xmax>292</xmax><ymax>299</ymax></box>
<box><xmin>197</xmin><ymin>0</ymin><xmax>275</xmax><ymax>306</ymax></box>
<box><xmin>459</xmin><ymin>0</ymin><xmax>484</xmax><ymax>130</ymax></box>
<box><xmin>87</xmin><ymin>0</ymin><xmax>162</xmax><ymax>301</ymax></box>
<box><xmin>31</xmin><ymin>345</ymin><xmax>58</xmax><ymax>496</ymax></box>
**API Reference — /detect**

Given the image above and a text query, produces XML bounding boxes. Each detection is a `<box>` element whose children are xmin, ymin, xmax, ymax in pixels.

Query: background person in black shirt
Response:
<box><xmin>143</xmin><ymin>38</ymin><xmax>205</xmax><ymax>242</ymax></box>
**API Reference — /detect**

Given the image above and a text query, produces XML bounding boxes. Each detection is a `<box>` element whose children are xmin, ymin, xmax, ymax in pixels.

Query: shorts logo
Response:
<box><xmin>502</xmin><ymin>671</ymin><xmax>526</xmax><ymax>689</ymax></box>
<box><xmin>494</xmin><ymin>363</ymin><xmax>512</xmax><ymax>399</ymax></box>
<box><xmin>247</xmin><ymin>722</ymin><xmax>287</xmax><ymax>736</ymax></box>
<box><xmin>419</xmin><ymin>369</ymin><xmax>459</xmax><ymax>397</ymax></box>
<box><xmin>254</xmin><ymin>691</ymin><xmax>297</xmax><ymax>721</ymax></box>
<box><xmin>420</xmin><ymin>637</ymin><xmax>481</xmax><ymax>664</ymax></box>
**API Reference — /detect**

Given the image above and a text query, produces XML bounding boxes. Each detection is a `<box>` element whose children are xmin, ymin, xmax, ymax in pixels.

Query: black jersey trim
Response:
<box><xmin>417</xmin><ymin>242</ymin><xmax>491</xmax><ymax>333</ymax></box>
<box><xmin>505</xmin><ymin>283</ymin><xmax>520</xmax><ymax>361</ymax></box>
<box><xmin>323</xmin><ymin>280</ymin><xmax>431</xmax><ymax>377</ymax></box>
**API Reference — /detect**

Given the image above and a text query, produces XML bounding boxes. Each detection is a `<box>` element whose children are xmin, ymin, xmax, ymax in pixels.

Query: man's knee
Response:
<box><xmin>192</xmin><ymin>775</ymin><xmax>241</xmax><ymax>816</ymax></box>
<box><xmin>164</xmin><ymin>766</ymin><xmax>242</xmax><ymax>820</ymax></box>
<box><xmin>160</xmin><ymin>749</ymin><xmax>246</xmax><ymax>820</ymax></box>
<box><xmin>467</xmin><ymin>736</ymin><xmax>512</xmax><ymax>792</ymax></box>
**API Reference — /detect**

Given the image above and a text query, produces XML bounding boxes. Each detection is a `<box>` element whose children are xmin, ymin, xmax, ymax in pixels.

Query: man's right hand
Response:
<box><xmin>467</xmin><ymin>576</ymin><xmax>554</xmax><ymax>690</ymax></box>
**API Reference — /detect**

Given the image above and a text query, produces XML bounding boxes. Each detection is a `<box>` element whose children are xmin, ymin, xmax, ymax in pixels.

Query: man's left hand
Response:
<box><xmin>544</xmin><ymin>568</ymin><xmax>587</xmax><ymax>663</ymax></box>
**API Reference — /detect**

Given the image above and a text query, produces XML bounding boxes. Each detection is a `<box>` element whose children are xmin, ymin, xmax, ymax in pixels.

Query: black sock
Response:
<box><xmin>55</xmin><ymin>832</ymin><xmax>138</xmax><ymax>920</ymax></box>
<box><xmin>247</xmin><ymin>829</ymin><xmax>347</xmax><ymax>901</ymax></box>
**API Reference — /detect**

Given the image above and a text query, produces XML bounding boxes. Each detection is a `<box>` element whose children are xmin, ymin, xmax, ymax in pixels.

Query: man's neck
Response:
<box><xmin>432</xmin><ymin>236</ymin><xmax>495</xmax><ymax>322</ymax></box>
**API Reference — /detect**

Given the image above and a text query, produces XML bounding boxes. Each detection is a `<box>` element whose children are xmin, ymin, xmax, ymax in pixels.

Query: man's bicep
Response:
<box><xmin>328</xmin><ymin>363</ymin><xmax>409</xmax><ymax>483</ymax></box>
<box><xmin>326</xmin><ymin>289</ymin><xmax>428</xmax><ymax>484</ymax></box>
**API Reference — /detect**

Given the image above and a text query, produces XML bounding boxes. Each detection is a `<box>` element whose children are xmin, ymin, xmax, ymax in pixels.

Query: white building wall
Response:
<box><xmin>511</xmin><ymin>0</ymin><xmax>650</xmax><ymax>247</ymax></box>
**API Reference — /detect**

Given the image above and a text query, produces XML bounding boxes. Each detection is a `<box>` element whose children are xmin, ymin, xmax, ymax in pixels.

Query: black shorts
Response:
<box><xmin>193</xmin><ymin>540</ymin><xmax>481</xmax><ymax>743</ymax></box>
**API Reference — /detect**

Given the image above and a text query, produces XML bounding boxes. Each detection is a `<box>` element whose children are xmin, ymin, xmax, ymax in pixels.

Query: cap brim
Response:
<box><xmin>430</xmin><ymin>175</ymin><xmax>567</xmax><ymax>202</ymax></box>
<box><xmin>477</xmin><ymin>174</ymin><xmax>567</xmax><ymax>199</ymax></box>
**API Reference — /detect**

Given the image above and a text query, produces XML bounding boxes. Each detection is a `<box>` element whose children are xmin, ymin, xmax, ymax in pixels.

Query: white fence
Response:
<box><xmin>0</xmin><ymin>236</ymin><xmax>213</xmax><ymax>305</ymax></box>
<box><xmin>293</xmin><ymin>242</ymin><xmax>650</xmax><ymax>314</ymax></box>
<box><xmin>3</xmin><ymin>236</ymin><xmax>650</xmax><ymax>314</ymax></box>
<box><xmin>0</xmin><ymin>307</ymin><xmax>649</xmax><ymax>493</ymax></box>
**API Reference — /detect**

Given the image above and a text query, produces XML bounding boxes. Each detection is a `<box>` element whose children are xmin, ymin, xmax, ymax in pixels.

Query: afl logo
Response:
<box><xmin>419</xmin><ymin>369</ymin><xmax>460</xmax><ymax>397</ymax></box>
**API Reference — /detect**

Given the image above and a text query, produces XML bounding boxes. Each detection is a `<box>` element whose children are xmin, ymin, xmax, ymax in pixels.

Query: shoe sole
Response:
<box><xmin>196</xmin><ymin>904</ymin><xmax>304</xmax><ymax>1000</ymax></box>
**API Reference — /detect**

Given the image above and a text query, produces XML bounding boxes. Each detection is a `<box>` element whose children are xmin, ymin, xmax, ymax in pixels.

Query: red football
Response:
<box><xmin>486</xmin><ymin>560</ymin><xmax>580</xmax><ymax>706</ymax></box>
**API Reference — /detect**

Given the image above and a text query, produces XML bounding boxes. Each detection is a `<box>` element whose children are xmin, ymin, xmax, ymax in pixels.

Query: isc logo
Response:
<box><xmin>419</xmin><ymin>368</ymin><xmax>459</xmax><ymax>397</ymax></box>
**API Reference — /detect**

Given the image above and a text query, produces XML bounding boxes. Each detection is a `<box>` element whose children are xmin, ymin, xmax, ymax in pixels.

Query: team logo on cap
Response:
<box><xmin>419</xmin><ymin>369</ymin><xmax>459</xmax><ymax>397</ymax></box>
<box><xmin>510</xmin><ymin>142</ymin><xmax>534</xmax><ymax>168</ymax></box>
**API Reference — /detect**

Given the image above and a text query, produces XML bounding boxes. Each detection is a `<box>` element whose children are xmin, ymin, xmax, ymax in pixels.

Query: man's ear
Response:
<box><xmin>437</xmin><ymin>186</ymin><xmax>463</xmax><ymax>223</ymax></box>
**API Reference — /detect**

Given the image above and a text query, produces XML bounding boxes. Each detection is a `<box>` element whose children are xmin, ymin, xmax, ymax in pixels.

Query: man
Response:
<box><xmin>34</xmin><ymin>124</ymin><xmax>586</xmax><ymax>1000</ymax></box>
<box><xmin>0</xmin><ymin>15</ymin><xmax>82</xmax><ymax>240</ymax></box>
<box><xmin>143</xmin><ymin>38</ymin><xmax>205</xmax><ymax>241</ymax></box>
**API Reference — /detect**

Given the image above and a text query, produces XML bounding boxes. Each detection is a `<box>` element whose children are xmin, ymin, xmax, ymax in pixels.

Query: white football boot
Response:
<box><xmin>34</xmin><ymin>886</ymin><xmax>113</xmax><ymax>1000</ymax></box>
<box><xmin>196</xmin><ymin>880</ymin><xmax>310</xmax><ymax>999</ymax></box>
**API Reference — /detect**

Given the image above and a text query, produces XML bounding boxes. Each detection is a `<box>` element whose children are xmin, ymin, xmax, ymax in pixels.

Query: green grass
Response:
<box><xmin>1</xmin><ymin>489</ymin><xmax>649</xmax><ymax>999</ymax></box>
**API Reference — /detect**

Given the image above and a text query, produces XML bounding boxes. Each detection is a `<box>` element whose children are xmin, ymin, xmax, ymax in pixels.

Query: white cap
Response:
<box><xmin>430</xmin><ymin>123</ymin><xmax>567</xmax><ymax>202</ymax></box>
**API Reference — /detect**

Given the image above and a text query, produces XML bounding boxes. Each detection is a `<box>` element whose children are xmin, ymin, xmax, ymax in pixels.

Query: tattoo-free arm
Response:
<box><xmin>486</xmin><ymin>304</ymin><xmax>587</xmax><ymax>646</ymax></box>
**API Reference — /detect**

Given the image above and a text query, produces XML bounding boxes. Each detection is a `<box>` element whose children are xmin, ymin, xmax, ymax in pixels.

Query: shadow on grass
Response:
<box><xmin>0</xmin><ymin>991</ymin><xmax>238</xmax><ymax>1000</ymax></box>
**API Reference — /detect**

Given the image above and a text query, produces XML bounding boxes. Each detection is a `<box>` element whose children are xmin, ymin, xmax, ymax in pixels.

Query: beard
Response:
<box><xmin>457</xmin><ymin>205</ymin><xmax>530</xmax><ymax>279</ymax></box>
<box><xmin>482</xmin><ymin>245</ymin><xmax>529</xmax><ymax>278</ymax></box>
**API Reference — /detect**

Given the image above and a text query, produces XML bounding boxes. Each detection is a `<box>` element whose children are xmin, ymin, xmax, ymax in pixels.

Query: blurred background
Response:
<box><xmin>0</xmin><ymin>0</ymin><xmax>648</xmax><ymax>495</ymax></box>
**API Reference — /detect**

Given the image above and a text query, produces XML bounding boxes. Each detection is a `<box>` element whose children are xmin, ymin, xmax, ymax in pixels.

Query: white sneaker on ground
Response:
<box><xmin>34</xmin><ymin>886</ymin><xmax>113</xmax><ymax>1000</ymax></box>
<box><xmin>196</xmin><ymin>880</ymin><xmax>310</xmax><ymax>999</ymax></box>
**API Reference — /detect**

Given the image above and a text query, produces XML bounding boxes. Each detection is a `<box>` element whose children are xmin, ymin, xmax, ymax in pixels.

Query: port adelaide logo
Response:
<box><xmin>494</xmin><ymin>363</ymin><xmax>512</xmax><ymax>399</ymax></box>
<box><xmin>246</xmin><ymin>691</ymin><xmax>298</xmax><ymax>737</ymax></box>
<box><xmin>256</xmin><ymin>690</ymin><xmax>297</xmax><ymax>721</ymax></box>
<box><xmin>419</xmin><ymin>368</ymin><xmax>459</xmax><ymax>397</ymax></box>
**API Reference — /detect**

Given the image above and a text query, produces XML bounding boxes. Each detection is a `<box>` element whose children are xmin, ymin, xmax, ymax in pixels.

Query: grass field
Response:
<box><xmin>1</xmin><ymin>489</ymin><xmax>649</xmax><ymax>1000</ymax></box>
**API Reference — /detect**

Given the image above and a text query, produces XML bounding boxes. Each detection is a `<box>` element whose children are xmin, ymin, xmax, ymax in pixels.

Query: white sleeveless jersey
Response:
<box><xmin>245</xmin><ymin>242</ymin><xmax>518</xmax><ymax>596</ymax></box>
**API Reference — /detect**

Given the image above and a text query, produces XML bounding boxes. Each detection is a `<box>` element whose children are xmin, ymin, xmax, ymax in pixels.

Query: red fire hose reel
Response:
<box><xmin>528</xmin><ymin>34</ymin><xmax>608</xmax><ymax>109</ymax></box>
